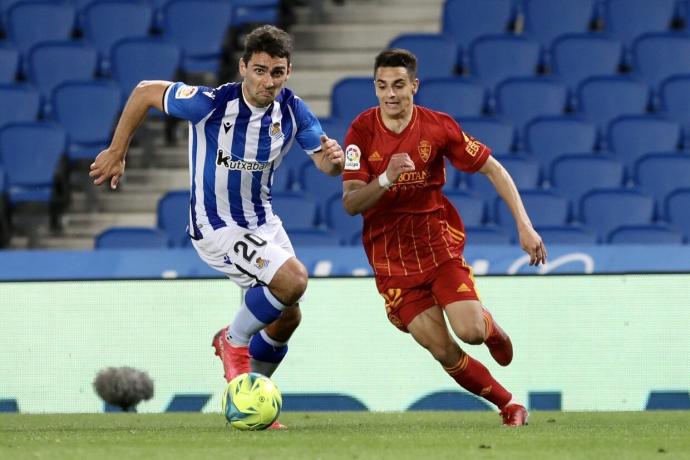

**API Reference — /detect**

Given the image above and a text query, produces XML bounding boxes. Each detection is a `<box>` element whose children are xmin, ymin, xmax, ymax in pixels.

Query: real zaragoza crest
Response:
<box><xmin>418</xmin><ymin>139</ymin><xmax>432</xmax><ymax>162</ymax></box>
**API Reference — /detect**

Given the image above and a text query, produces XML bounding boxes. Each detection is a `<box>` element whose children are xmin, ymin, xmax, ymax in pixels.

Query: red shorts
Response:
<box><xmin>375</xmin><ymin>258</ymin><xmax>480</xmax><ymax>333</ymax></box>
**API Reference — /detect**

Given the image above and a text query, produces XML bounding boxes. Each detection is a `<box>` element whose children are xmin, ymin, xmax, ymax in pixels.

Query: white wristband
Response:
<box><xmin>378</xmin><ymin>172</ymin><xmax>392</xmax><ymax>190</ymax></box>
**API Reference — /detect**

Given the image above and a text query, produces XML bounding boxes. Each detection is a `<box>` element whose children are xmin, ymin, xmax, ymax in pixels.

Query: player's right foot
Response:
<box><xmin>267</xmin><ymin>421</ymin><xmax>287</xmax><ymax>430</ymax></box>
<box><xmin>500</xmin><ymin>403</ymin><xmax>528</xmax><ymax>426</ymax></box>
<box><xmin>483</xmin><ymin>308</ymin><xmax>513</xmax><ymax>366</ymax></box>
<box><xmin>212</xmin><ymin>326</ymin><xmax>250</xmax><ymax>382</ymax></box>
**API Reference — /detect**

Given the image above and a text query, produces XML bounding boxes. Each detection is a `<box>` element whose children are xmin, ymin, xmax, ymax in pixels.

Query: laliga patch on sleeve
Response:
<box><xmin>344</xmin><ymin>144</ymin><xmax>361</xmax><ymax>170</ymax></box>
<box><xmin>175</xmin><ymin>85</ymin><xmax>198</xmax><ymax>99</ymax></box>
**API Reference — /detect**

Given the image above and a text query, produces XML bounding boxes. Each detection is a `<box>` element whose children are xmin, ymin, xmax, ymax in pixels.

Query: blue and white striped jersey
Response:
<box><xmin>163</xmin><ymin>81</ymin><xmax>323</xmax><ymax>237</ymax></box>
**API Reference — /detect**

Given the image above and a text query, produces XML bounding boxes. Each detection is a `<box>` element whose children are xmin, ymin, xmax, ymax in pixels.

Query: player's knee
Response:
<box><xmin>455</xmin><ymin>320</ymin><xmax>485</xmax><ymax>345</ymax></box>
<box><xmin>279</xmin><ymin>306</ymin><xmax>302</xmax><ymax>332</ymax></box>
<box><xmin>269</xmin><ymin>258</ymin><xmax>308</xmax><ymax>305</ymax></box>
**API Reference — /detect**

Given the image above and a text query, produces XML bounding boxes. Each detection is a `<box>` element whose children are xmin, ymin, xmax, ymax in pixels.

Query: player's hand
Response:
<box><xmin>320</xmin><ymin>135</ymin><xmax>344</xmax><ymax>166</ymax></box>
<box><xmin>385</xmin><ymin>153</ymin><xmax>415</xmax><ymax>182</ymax></box>
<box><xmin>519</xmin><ymin>226</ymin><xmax>547</xmax><ymax>266</ymax></box>
<box><xmin>89</xmin><ymin>147</ymin><xmax>126</xmax><ymax>190</ymax></box>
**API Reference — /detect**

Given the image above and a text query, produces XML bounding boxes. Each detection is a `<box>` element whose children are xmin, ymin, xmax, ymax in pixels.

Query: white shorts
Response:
<box><xmin>191</xmin><ymin>219</ymin><xmax>295</xmax><ymax>289</ymax></box>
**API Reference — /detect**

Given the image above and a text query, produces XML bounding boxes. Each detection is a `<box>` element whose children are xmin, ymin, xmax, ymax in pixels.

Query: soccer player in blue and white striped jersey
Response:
<box><xmin>90</xmin><ymin>26</ymin><xmax>344</xmax><ymax>427</ymax></box>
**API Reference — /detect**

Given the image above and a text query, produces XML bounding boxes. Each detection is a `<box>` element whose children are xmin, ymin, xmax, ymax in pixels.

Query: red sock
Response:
<box><xmin>482</xmin><ymin>308</ymin><xmax>494</xmax><ymax>341</ymax></box>
<box><xmin>444</xmin><ymin>353</ymin><xmax>512</xmax><ymax>409</ymax></box>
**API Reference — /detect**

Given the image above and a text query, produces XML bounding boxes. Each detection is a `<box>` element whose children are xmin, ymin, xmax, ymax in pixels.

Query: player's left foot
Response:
<box><xmin>483</xmin><ymin>308</ymin><xmax>513</xmax><ymax>366</ymax></box>
<box><xmin>500</xmin><ymin>403</ymin><xmax>528</xmax><ymax>426</ymax></box>
<box><xmin>267</xmin><ymin>421</ymin><xmax>287</xmax><ymax>430</ymax></box>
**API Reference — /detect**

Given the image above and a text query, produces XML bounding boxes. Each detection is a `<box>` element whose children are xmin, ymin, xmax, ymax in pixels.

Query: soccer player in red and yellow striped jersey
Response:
<box><xmin>342</xmin><ymin>49</ymin><xmax>547</xmax><ymax>426</ymax></box>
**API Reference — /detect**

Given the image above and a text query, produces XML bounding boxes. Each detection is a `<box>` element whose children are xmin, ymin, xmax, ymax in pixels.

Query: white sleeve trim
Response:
<box><xmin>162</xmin><ymin>83</ymin><xmax>174</xmax><ymax>115</ymax></box>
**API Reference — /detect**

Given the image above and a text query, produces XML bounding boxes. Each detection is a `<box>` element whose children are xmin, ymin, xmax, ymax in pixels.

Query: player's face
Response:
<box><xmin>240</xmin><ymin>52</ymin><xmax>291</xmax><ymax>107</ymax></box>
<box><xmin>374</xmin><ymin>66</ymin><xmax>418</xmax><ymax>120</ymax></box>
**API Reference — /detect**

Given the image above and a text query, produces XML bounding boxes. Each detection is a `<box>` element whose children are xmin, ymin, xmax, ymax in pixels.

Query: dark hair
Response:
<box><xmin>242</xmin><ymin>25</ymin><xmax>293</xmax><ymax>64</ymax></box>
<box><xmin>374</xmin><ymin>48</ymin><xmax>417</xmax><ymax>80</ymax></box>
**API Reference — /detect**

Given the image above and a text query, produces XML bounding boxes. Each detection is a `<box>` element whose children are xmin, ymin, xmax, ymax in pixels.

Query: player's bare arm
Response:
<box><xmin>89</xmin><ymin>80</ymin><xmax>171</xmax><ymax>189</ymax></box>
<box><xmin>342</xmin><ymin>152</ymin><xmax>415</xmax><ymax>215</ymax></box>
<box><xmin>311</xmin><ymin>134</ymin><xmax>344</xmax><ymax>176</ymax></box>
<box><xmin>479</xmin><ymin>156</ymin><xmax>547</xmax><ymax>266</ymax></box>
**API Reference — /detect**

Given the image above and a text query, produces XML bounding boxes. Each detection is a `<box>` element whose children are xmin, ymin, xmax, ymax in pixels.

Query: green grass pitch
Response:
<box><xmin>1</xmin><ymin>411</ymin><xmax>689</xmax><ymax>459</ymax></box>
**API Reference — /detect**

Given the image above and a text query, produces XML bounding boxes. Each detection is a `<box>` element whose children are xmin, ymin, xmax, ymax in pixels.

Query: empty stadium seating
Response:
<box><xmin>603</xmin><ymin>0</ymin><xmax>677</xmax><ymax>52</ymax></box>
<box><xmin>522</xmin><ymin>0</ymin><xmax>596</xmax><ymax>51</ymax></box>
<box><xmin>580</xmin><ymin>189</ymin><xmax>655</xmax><ymax>240</ymax></box>
<box><xmin>459</xmin><ymin>118</ymin><xmax>514</xmax><ymax>152</ymax></box>
<box><xmin>666</xmin><ymin>189</ymin><xmax>690</xmax><ymax>240</ymax></box>
<box><xmin>550</xmin><ymin>155</ymin><xmax>625</xmax><ymax>211</ymax></box>
<box><xmin>608</xmin><ymin>116</ymin><xmax>682</xmax><ymax>171</ymax></box>
<box><xmin>157</xmin><ymin>190</ymin><xmax>189</xmax><ymax>247</ymax></box>
<box><xmin>634</xmin><ymin>153</ymin><xmax>690</xmax><ymax>209</ymax></box>
<box><xmin>525</xmin><ymin>116</ymin><xmax>597</xmax><ymax>173</ymax></box>
<box><xmin>388</xmin><ymin>33</ymin><xmax>458</xmax><ymax>81</ymax></box>
<box><xmin>470</xmin><ymin>35</ymin><xmax>541</xmax><ymax>93</ymax></box>
<box><xmin>329</xmin><ymin>77</ymin><xmax>378</xmax><ymax>126</ymax></box>
<box><xmin>416</xmin><ymin>78</ymin><xmax>485</xmax><ymax>119</ymax></box>
<box><xmin>577</xmin><ymin>76</ymin><xmax>649</xmax><ymax>132</ymax></box>
<box><xmin>0</xmin><ymin>84</ymin><xmax>39</xmax><ymax>127</ymax></box>
<box><xmin>0</xmin><ymin>46</ymin><xmax>18</xmax><ymax>83</ymax></box>
<box><xmin>95</xmin><ymin>227</ymin><xmax>169</xmax><ymax>249</ymax></box>
<box><xmin>608</xmin><ymin>224</ymin><xmax>684</xmax><ymax>244</ymax></box>
<box><xmin>446</xmin><ymin>192</ymin><xmax>486</xmax><ymax>227</ymax></box>
<box><xmin>633</xmin><ymin>33</ymin><xmax>690</xmax><ymax>91</ymax></box>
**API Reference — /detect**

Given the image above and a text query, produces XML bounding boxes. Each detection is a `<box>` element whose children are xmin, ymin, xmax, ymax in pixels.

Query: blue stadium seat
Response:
<box><xmin>416</xmin><ymin>78</ymin><xmax>485</xmax><ymax>119</ymax></box>
<box><xmin>95</xmin><ymin>227</ymin><xmax>169</xmax><ymax>249</ymax></box>
<box><xmin>0</xmin><ymin>46</ymin><xmax>19</xmax><ymax>82</ymax></box>
<box><xmin>523</xmin><ymin>0</ymin><xmax>596</xmax><ymax>50</ymax></box>
<box><xmin>325</xmin><ymin>194</ymin><xmax>362</xmax><ymax>245</ymax></box>
<box><xmin>271</xmin><ymin>192</ymin><xmax>317</xmax><ymax>231</ymax></box>
<box><xmin>465</xmin><ymin>226</ymin><xmax>512</xmax><ymax>245</ymax></box>
<box><xmin>330</xmin><ymin>77</ymin><xmax>378</xmax><ymax>126</ymax></box>
<box><xmin>608</xmin><ymin>224</ymin><xmax>683</xmax><ymax>244</ymax></box>
<box><xmin>459</xmin><ymin>117</ymin><xmax>514</xmax><ymax>152</ymax></box>
<box><xmin>298</xmin><ymin>161</ymin><xmax>342</xmax><ymax>210</ymax></box>
<box><xmin>536</xmin><ymin>225</ymin><xmax>598</xmax><ymax>244</ymax></box>
<box><xmin>443</xmin><ymin>160</ymin><xmax>464</xmax><ymax>191</ymax></box>
<box><xmin>27</xmin><ymin>42</ymin><xmax>97</xmax><ymax>114</ymax></box>
<box><xmin>111</xmin><ymin>37</ymin><xmax>180</xmax><ymax>99</ymax></box>
<box><xmin>82</xmin><ymin>0</ymin><xmax>153</xmax><ymax>73</ymax></box>
<box><xmin>495</xmin><ymin>191</ymin><xmax>569</xmax><ymax>232</ymax></box>
<box><xmin>525</xmin><ymin>116</ymin><xmax>597</xmax><ymax>172</ymax></box>
<box><xmin>270</xmin><ymin>164</ymin><xmax>292</xmax><ymax>192</ymax></box>
<box><xmin>0</xmin><ymin>122</ymin><xmax>66</xmax><ymax>205</ymax></box>
<box><xmin>604</xmin><ymin>0</ymin><xmax>676</xmax><ymax>51</ymax></box>
<box><xmin>470</xmin><ymin>35</ymin><xmax>540</xmax><ymax>93</ymax></box>
<box><xmin>51</xmin><ymin>81</ymin><xmax>122</xmax><ymax>162</ymax></box>
<box><xmin>550</xmin><ymin>155</ymin><xmax>625</xmax><ymax>211</ymax></box>
<box><xmin>633</xmin><ymin>33</ymin><xmax>690</xmax><ymax>91</ymax></box>
<box><xmin>634</xmin><ymin>153</ymin><xmax>690</xmax><ymax>207</ymax></box>
<box><xmin>577</xmin><ymin>76</ymin><xmax>649</xmax><ymax>133</ymax></box>
<box><xmin>6</xmin><ymin>1</ymin><xmax>75</xmax><ymax>55</ymax></box>
<box><xmin>660</xmin><ymin>75</ymin><xmax>690</xmax><ymax>140</ymax></box>
<box><xmin>608</xmin><ymin>116</ymin><xmax>682</xmax><ymax>170</ymax></box>
<box><xmin>0</xmin><ymin>84</ymin><xmax>39</xmax><ymax>127</ymax></box>
<box><xmin>276</xmin><ymin>147</ymin><xmax>310</xmax><ymax>191</ymax></box>
<box><xmin>446</xmin><ymin>192</ymin><xmax>486</xmax><ymax>227</ymax></box>
<box><xmin>388</xmin><ymin>33</ymin><xmax>458</xmax><ymax>81</ymax></box>
<box><xmin>231</xmin><ymin>0</ymin><xmax>280</xmax><ymax>29</ymax></box>
<box><xmin>157</xmin><ymin>190</ymin><xmax>189</xmax><ymax>247</ymax></box>
<box><xmin>442</xmin><ymin>0</ymin><xmax>514</xmax><ymax>69</ymax></box>
<box><xmin>287</xmin><ymin>228</ymin><xmax>342</xmax><ymax>247</ymax></box>
<box><xmin>318</xmin><ymin>118</ymin><xmax>348</xmax><ymax>146</ymax></box>
<box><xmin>466</xmin><ymin>156</ymin><xmax>540</xmax><ymax>203</ymax></box>
<box><xmin>551</xmin><ymin>34</ymin><xmax>623</xmax><ymax>94</ymax></box>
<box><xmin>580</xmin><ymin>189</ymin><xmax>655</xmax><ymax>240</ymax></box>
<box><xmin>162</xmin><ymin>0</ymin><xmax>232</xmax><ymax>73</ymax></box>
<box><xmin>495</xmin><ymin>77</ymin><xmax>567</xmax><ymax>141</ymax></box>
<box><xmin>666</xmin><ymin>188</ymin><xmax>690</xmax><ymax>240</ymax></box>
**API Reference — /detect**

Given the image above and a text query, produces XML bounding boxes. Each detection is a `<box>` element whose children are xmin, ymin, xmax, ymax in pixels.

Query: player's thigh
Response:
<box><xmin>444</xmin><ymin>299</ymin><xmax>484</xmax><ymax>341</ymax></box>
<box><xmin>406</xmin><ymin>305</ymin><xmax>455</xmax><ymax>352</ymax></box>
<box><xmin>192</xmin><ymin>226</ymin><xmax>293</xmax><ymax>289</ymax></box>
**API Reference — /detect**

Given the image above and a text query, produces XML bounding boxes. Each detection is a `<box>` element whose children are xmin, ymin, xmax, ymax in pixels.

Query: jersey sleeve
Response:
<box><xmin>342</xmin><ymin>121</ymin><xmax>371</xmax><ymax>183</ymax></box>
<box><xmin>292</xmin><ymin>97</ymin><xmax>324</xmax><ymax>155</ymax></box>
<box><xmin>443</xmin><ymin>115</ymin><xmax>491</xmax><ymax>173</ymax></box>
<box><xmin>163</xmin><ymin>82</ymin><xmax>216</xmax><ymax>124</ymax></box>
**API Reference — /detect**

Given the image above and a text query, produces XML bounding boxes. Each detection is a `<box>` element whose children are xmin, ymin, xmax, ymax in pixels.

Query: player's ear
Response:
<box><xmin>412</xmin><ymin>78</ymin><xmax>419</xmax><ymax>95</ymax></box>
<box><xmin>285</xmin><ymin>62</ymin><xmax>292</xmax><ymax>81</ymax></box>
<box><xmin>239</xmin><ymin>57</ymin><xmax>247</xmax><ymax>77</ymax></box>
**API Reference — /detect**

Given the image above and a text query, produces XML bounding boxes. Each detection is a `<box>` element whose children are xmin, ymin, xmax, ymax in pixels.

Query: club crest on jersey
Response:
<box><xmin>254</xmin><ymin>257</ymin><xmax>270</xmax><ymax>269</ymax></box>
<box><xmin>344</xmin><ymin>144</ymin><xmax>361</xmax><ymax>170</ymax></box>
<box><xmin>270</xmin><ymin>122</ymin><xmax>283</xmax><ymax>140</ymax></box>
<box><xmin>175</xmin><ymin>85</ymin><xmax>198</xmax><ymax>99</ymax></box>
<box><xmin>418</xmin><ymin>140</ymin><xmax>432</xmax><ymax>162</ymax></box>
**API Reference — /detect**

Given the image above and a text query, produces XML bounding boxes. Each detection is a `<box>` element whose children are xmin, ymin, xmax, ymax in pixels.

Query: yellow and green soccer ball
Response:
<box><xmin>222</xmin><ymin>372</ymin><xmax>282</xmax><ymax>430</ymax></box>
